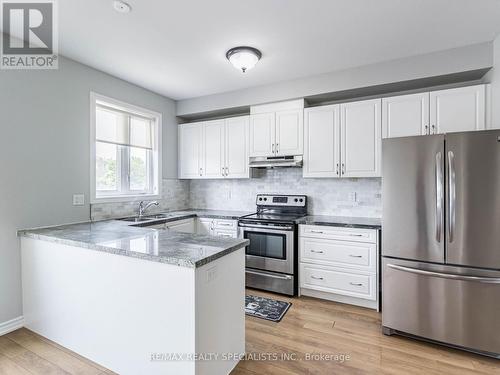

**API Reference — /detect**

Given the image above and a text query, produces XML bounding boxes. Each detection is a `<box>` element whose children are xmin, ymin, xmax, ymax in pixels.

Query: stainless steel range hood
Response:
<box><xmin>249</xmin><ymin>155</ymin><xmax>303</xmax><ymax>168</ymax></box>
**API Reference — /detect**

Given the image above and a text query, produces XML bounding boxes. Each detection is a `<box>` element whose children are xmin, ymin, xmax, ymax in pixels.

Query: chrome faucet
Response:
<box><xmin>138</xmin><ymin>201</ymin><xmax>159</xmax><ymax>218</ymax></box>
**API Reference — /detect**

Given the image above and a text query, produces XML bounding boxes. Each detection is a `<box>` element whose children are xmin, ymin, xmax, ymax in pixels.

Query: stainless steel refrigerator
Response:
<box><xmin>382</xmin><ymin>129</ymin><xmax>500</xmax><ymax>358</ymax></box>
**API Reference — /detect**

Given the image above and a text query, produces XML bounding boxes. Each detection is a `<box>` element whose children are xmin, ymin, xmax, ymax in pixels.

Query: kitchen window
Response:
<box><xmin>90</xmin><ymin>93</ymin><xmax>162</xmax><ymax>203</ymax></box>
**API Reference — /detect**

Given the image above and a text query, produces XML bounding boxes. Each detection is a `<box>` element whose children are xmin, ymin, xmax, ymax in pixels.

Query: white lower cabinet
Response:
<box><xmin>196</xmin><ymin>218</ymin><xmax>238</xmax><ymax>238</ymax></box>
<box><xmin>299</xmin><ymin>224</ymin><xmax>379</xmax><ymax>310</ymax></box>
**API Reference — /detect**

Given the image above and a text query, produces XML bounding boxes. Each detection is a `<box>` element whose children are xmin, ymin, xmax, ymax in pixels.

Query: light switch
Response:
<box><xmin>73</xmin><ymin>194</ymin><xmax>85</xmax><ymax>206</ymax></box>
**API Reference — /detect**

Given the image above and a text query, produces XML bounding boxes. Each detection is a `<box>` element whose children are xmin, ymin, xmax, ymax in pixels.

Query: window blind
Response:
<box><xmin>96</xmin><ymin>105</ymin><xmax>153</xmax><ymax>149</ymax></box>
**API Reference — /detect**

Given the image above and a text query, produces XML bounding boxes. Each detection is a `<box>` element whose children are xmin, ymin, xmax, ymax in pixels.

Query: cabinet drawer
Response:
<box><xmin>300</xmin><ymin>264</ymin><xmax>376</xmax><ymax>300</ymax></box>
<box><xmin>213</xmin><ymin>229</ymin><xmax>238</xmax><ymax>238</ymax></box>
<box><xmin>300</xmin><ymin>225</ymin><xmax>377</xmax><ymax>243</ymax></box>
<box><xmin>213</xmin><ymin>219</ymin><xmax>237</xmax><ymax>230</ymax></box>
<box><xmin>300</xmin><ymin>237</ymin><xmax>376</xmax><ymax>272</ymax></box>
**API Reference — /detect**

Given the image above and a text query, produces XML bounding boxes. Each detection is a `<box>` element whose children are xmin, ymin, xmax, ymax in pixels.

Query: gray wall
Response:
<box><xmin>177</xmin><ymin>42</ymin><xmax>493</xmax><ymax>116</ymax></box>
<box><xmin>0</xmin><ymin>55</ymin><xmax>177</xmax><ymax>324</ymax></box>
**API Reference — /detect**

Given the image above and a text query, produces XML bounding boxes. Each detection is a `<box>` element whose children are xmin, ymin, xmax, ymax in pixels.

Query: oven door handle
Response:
<box><xmin>238</xmin><ymin>222</ymin><xmax>294</xmax><ymax>231</ymax></box>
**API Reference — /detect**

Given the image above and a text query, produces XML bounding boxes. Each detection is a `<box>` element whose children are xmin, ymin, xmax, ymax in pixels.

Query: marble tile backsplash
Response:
<box><xmin>91</xmin><ymin>179</ymin><xmax>190</xmax><ymax>221</ymax></box>
<box><xmin>190</xmin><ymin>169</ymin><xmax>382</xmax><ymax>218</ymax></box>
<box><xmin>91</xmin><ymin>169</ymin><xmax>382</xmax><ymax>220</ymax></box>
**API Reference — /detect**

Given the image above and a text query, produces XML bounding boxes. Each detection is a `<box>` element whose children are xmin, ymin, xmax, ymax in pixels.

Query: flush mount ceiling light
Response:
<box><xmin>113</xmin><ymin>0</ymin><xmax>131</xmax><ymax>13</ymax></box>
<box><xmin>226</xmin><ymin>46</ymin><xmax>262</xmax><ymax>73</ymax></box>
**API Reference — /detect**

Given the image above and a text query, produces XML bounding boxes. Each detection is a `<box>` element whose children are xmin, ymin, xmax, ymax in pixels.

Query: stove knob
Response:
<box><xmin>299</xmin><ymin>198</ymin><xmax>303</xmax><ymax>202</ymax></box>
<box><xmin>263</xmin><ymin>197</ymin><xmax>267</xmax><ymax>201</ymax></box>
<box><xmin>294</xmin><ymin>198</ymin><xmax>298</xmax><ymax>202</ymax></box>
<box><xmin>258</xmin><ymin>197</ymin><xmax>263</xmax><ymax>201</ymax></box>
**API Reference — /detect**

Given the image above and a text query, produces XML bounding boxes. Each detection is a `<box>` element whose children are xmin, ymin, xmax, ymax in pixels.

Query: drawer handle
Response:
<box><xmin>310</xmin><ymin>230</ymin><xmax>324</xmax><ymax>234</ymax></box>
<box><xmin>349</xmin><ymin>254</ymin><xmax>363</xmax><ymax>258</ymax></box>
<box><xmin>311</xmin><ymin>275</ymin><xmax>324</xmax><ymax>280</ymax></box>
<box><xmin>348</xmin><ymin>234</ymin><xmax>364</xmax><ymax>237</ymax></box>
<box><xmin>218</xmin><ymin>223</ymin><xmax>233</xmax><ymax>226</ymax></box>
<box><xmin>350</xmin><ymin>282</ymin><xmax>363</xmax><ymax>286</ymax></box>
<box><xmin>310</xmin><ymin>250</ymin><xmax>324</xmax><ymax>254</ymax></box>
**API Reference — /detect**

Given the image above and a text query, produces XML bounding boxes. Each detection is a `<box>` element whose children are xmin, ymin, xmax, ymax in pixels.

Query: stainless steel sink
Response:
<box><xmin>120</xmin><ymin>214</ymin><xmax>168</xmax><ymax>223</ymax></box>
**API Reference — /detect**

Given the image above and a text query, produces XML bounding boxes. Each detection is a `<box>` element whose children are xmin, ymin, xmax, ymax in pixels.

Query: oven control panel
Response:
<box><xmin>256</xmin><ymin>194</ymin><xmax>307</xmax><ymax>207</ymax></box>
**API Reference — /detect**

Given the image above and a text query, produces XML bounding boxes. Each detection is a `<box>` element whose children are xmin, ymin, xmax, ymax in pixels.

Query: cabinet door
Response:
<box><xmin>341</xmin><ymin>99</ymin><xmax>382</xmax><ymax>178</ymax></box>
<box><xmin>275</xmin><ymin>109</ymin><xmax>303</xmax><ymax>156</ymax></box>
<box><xmin>165</xmin><ymin>218</ymin><xmax>195</xmax><ymax>233</ymax></box>
<box><xmin>430</xmin><ymin>85</ymin><xmax>485</xmax><ymax>134</ymax></box>
<box><xmin>178</xmin><ymin>123</ymin><xmax>202</xmax><ymax>179</ymax></box>
<box><xmin>202</xmin><ymin>120</ymin><xmax>225</xmax><ymax>179</ymax></box>
<box><xmin>225</xmin><ymin>116</ymin><xmax>249</xmax><ymax>178</ymax></box>
<box><xmin>303</xmin><ymin>105</ymin><xmax>340</xmax><ymax>178</ymax></box>
<box><xmin>249</xmin><ymin>112</ymin><xmax>275</xmax><ymax>157</ymax></box>
<box><xmin>197</xmin><ymin>218</ymin><xmax>213</xmax><ymax>235</ymax></box>
<box><xmin>382</xmin><ymin>92</ymin><xmax>430</xmax><ymax>138</ymax></box>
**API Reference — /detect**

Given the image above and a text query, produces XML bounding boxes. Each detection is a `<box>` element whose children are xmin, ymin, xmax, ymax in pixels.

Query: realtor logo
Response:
<box><xmin>1</xmin><ymin>0</ymin><xmax>58</xmax><ymax>69</ymax></box>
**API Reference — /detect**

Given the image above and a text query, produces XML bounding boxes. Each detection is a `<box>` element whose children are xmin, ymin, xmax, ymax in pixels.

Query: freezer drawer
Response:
<box><xmin>382</xmin><ymin>258</ymin><xmax>500</xmax><ymax>357</ymax></box>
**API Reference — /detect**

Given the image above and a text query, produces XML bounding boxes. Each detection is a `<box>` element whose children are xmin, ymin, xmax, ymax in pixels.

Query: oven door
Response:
<box><xmin>240</xmin><ymin>223</ymin><xmax>294</xmax><ymax>274</ymax></box>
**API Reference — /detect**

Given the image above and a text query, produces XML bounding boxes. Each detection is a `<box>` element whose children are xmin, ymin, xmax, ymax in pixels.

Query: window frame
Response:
<box><xmin>90</xmin><ymin>92</ymin><xmax>162</xmax><ymax>203</ymax></box>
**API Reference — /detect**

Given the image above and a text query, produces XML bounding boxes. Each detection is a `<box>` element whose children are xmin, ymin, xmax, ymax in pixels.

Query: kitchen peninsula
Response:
<box><xmin>18</xmin><ymin>218</ymin><xmax>248</xmax><ymax>375</ymax></box>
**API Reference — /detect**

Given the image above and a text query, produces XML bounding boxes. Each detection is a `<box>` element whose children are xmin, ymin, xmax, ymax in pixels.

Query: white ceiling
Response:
<box><xmin>55</xmin><ymin>0</ymin><xmax>500</xmax><ymax>100</ymax></box>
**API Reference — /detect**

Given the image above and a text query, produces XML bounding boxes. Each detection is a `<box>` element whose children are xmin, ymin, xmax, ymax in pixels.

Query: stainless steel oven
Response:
<box><xmin>239</xmin><ymin>194</ymin><xmax>307</xmax><ymax>296</ymax></box>
<box><xmin>239</xmin><ymin>222</ymin><xmax>294</xmax><ymax>274</ymax></box>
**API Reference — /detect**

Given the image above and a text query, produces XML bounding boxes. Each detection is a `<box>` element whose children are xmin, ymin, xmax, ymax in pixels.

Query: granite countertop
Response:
<box><xmin>18</xmin><ymin>219</ymin><xmax>249</xmax><ymax>268</ymax></box>
<box><xmin>298</xmin><ymin>215</ymin><xmax>381</xmax><ymax>229</ymax></box>
<box><xmin>118</xmin><ymin>209</ymin><xmax>253</xmax><ymax>227</ymax></box>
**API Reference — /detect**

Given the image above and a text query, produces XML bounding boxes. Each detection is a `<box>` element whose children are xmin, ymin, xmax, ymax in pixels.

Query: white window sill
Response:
<box><xmin>91</xmin><ymin>194</ymin><xmax>161</xmax><ymax>204</ymax></box>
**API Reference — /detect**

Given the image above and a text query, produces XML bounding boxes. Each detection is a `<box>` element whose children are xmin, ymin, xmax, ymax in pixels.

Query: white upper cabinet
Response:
<box><xmin>249</xmin><ymin>113</ymin><xmax>275</xmax><ymax>157</ymax></box>
<box><xmin>382</xmin><ymin>92</ymin><xmax>430</xmax><ymax>138</ymax></box>
<box><xmin>202</xmin><ymin>120</ymin><xmax>225</xmax><ymax>179</ymax></box>
<box><xmin>275</xmin><ymin>109</ymin><xmax>304</xmax><ymax>156</ymax></box>
<box><xmin>225</xmin><ymin>116</ymin><xmax>250</xmax><ymax>178</ymax></box>
<box><xmin>249</xmin><ymin>99</ymin><xmax>304</xmax><ymax>157</ymax></box>
<box><xmin>178</xmin><ymin>122</ymin><xmax>202</xmax><ymax>179</ymax></box>
<box><xmin>430</xmin><ymin>85</ymin><xmax>486</xmax><ymax>134</ymax></box>
<box><xmin>341</xmin><ymin>99</ymin><xmax>382</xmax><ymax>178</ymax></box>
<box><xmin>303</xmin><ymin>104</ymin><xmax>340</xmax><ymax>178</ymax></box>
<box><xmin>178</xmin><ymin>116</ymin><xmax>249</xmax><ymax>179</ymax></box>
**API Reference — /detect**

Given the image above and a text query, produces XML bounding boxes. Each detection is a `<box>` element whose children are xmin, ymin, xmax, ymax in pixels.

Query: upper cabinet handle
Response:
<box><xmin>276</xmin><ymin>143</ymin><xmax>279</xmax><ymax>154</ymax></box>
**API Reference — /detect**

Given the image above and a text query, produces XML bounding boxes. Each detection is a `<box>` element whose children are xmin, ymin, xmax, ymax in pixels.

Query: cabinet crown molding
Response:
<box><xmin>250</xmin><ymin>99</ymin><xmax>305</xmax><ymax>114</ymax></box>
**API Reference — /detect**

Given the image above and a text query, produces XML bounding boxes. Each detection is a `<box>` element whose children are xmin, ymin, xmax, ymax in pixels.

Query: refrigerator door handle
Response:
<box><xmin>387</xmin><ymin>264</ymin><xmax>500</xmax><ymax>284</ymax></box>
<box><xmin>448</xmin><ymin>151</ymin><xmax>456</xmax><ymax>243</ymax></box>
<box><xmin>435</xmin><ymin>152</ymin><xmax>443</xmax><ymax>243</ymax></box>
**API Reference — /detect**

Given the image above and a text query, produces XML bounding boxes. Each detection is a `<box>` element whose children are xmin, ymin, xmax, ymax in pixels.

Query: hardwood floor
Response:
<box><xmin>1</xmin><ymin>290</ymin><xmax>499</xmax><ymax>374</ymax></box>
<box><xmin>233</xmin><ymin>289</ymin><xmax>500</xmax><ymax>375</ymax></box>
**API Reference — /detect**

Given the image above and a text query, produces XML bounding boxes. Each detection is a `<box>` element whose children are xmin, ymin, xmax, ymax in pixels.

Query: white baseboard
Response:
<box><xmin>0</xmin><ymin>316</ymin><xmax>24</xmax><ymax>336</ymax></box>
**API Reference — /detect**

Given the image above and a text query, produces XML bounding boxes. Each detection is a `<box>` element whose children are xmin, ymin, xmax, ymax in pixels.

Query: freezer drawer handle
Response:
<box><xmin>349</xmin><ymin>282</ymin><xmax>363</xmax><ymax>286</ymax></box>
<box><xmin>387</xmin><ymin>264</ymin><xmax>500</xmax><ymax>284</ymax></box>
<box><xmin>310</xmin><ymin>230</ymin><xmax>324</xmax><ymax>234</ymax></box>
<box><xmin>310</xmin><ymin>250</ymin><xmax>324</xmax><ymax>254</ymax></box>
<box><xmin>349</xmin><ymin>254</ymin><xmax>363</xmax><ymax>258</ymax></box>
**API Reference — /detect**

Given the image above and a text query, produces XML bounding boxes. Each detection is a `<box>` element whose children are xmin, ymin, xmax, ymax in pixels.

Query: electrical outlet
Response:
<box><xmin>73</xmin><ymin>194</ymin><xmax>85</xmax><ymax>206</ymax></box>
<box><xmin>348</xmin><ymin>192</ymin><xmax>357</xmax><ymax>202</ymax></box>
